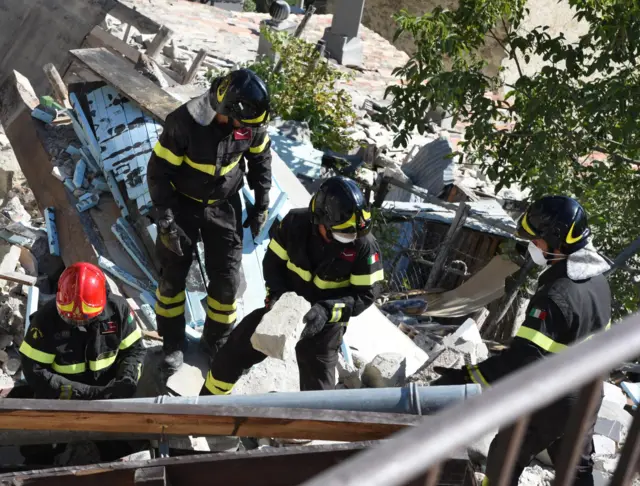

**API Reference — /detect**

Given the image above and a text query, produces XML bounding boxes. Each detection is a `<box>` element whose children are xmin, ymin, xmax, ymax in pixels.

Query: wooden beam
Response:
<box><xmin>108</xmin><ymin>2</ymin><xmax>161</xmax><ymax>34</ymax></box>
<box><xmin>146</xmin><ymin>26</ymin><xmax>174</xmax><ymax>60</ymax></box>
<box><xmin>0</xmin><ymin>442</ymin><xmax>444</xmax><ymax>486</ymax></box>
<box><xmin>69</xmin><ymin>48</ymin><xmax>181</xmax><ymax>123</ymax></box>
<box><xmin>42</xmin><ymin>64</ymin><xmax>71</xmax><ymax>108</ymax></box>
<box><xmin>0</xmin><ymin>400</ymin><xmax>419</xmax><ymax>442</ymax></box>
<box><xmin>0</xmin><ymin>271</ymin><xmax>37</xmax><ymax>286</ymax></box>
<box><xmin>84</xmin><ymin>26</ymin><xmax>141</xmax><ymax>64</ymax></box>
<box><xmin>182</xmin><ymin>48</ymin><xmax>208</xmax><ymax>85</ymax></box>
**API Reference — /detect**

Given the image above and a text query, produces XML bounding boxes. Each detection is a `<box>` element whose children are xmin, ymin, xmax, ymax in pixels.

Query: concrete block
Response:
<box><xmin>443</xmin><ymin>318</ymin><xmax>482</xmax><ymax>346</ymax></box>
<box><xmin>337</xmin><ymin>352</ymin><xmax>363</xmax><ymax>389</ymax></box>
<box><xmin>250</xmin><ymin>292</ymin><xmax>311</xmax><ymax>360</ymax></box>
<box><xmin>603</xmin><ymin>382</ymin><xmax>627</xmax><ymax>408</ymax></box>
<box><xmin>594</xmin><ymin>455</ymin><xmax>618</xmax><ymax>475</ymax></box>
<box><xmin>593</xmin><ymin>434</ymin><xmax>616</xmax><ymax>456</ymax></box>
<box><xmin>322</xmin><ymin>28</ymin><xmax>364</xmax><ymax>67</ymax></box>
<box><xmin>363</xmin><ymin>353</ymin><xmax>407</xmax><ymax>388</ymax></box>
<box><xmin>72</xmin><ymin>159</ymin><xmax>86</xmax><ymax>189</ymax></box>
<box><xmin>328</xmin><ymin>0</ymin><xmax>365</xmax><ymax>37</ymax></box>
<box><xmin>595</xmin><ymin>400</ymin><xmax>633</xmax><ymax>443</ymax></box>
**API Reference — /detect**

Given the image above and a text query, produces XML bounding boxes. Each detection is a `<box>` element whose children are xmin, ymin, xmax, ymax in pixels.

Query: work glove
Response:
<box><xmin>59</xmin><ymin>383</ymin><xmax>108</xmax><ymax>400</ymax></box>
<box><xmin>300</xmin><ymin>303</ymin><xmax>330</xmax><ymax>340</ymax></box>
<box><xmin>100</xmin><ymin>377</ymin><xmax>138</xmax><ymax>399</ymax></box>
<box><xmin>243</xmin><ymin>206</ymin><xmax>268</xmax><ymax>239</ymax></box>
<box><xmin>430</xmin><ymin>366</ymin><xmax>472</xmax><ymax>386</ymax></box>
<box><xmin>158</xmin><ymin>209</ymin><xmax>191</xmax><ymax>257</ymax></box>
<box><xmin>264</xmin><ymin>290</ymin><xmax>283</xmax><ymax>311</ymax></box>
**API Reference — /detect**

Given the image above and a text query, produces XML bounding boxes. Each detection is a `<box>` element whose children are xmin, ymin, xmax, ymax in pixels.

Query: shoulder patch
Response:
<box><xmin>529</xmin><ymin>308</ymin><xmax>547</xmax><ymax>320</ymax></box>
<box><xmin>367</xmin><ymin>253</ymin><xmax>380</xmax><ymax>265</ymax></box>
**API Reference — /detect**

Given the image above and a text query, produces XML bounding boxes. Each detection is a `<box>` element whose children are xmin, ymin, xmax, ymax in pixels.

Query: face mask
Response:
<box><xmin>333</xmin><ymin>232</ymin><xmax>357</xmax><ymax>244</ymax></box>
<box><xmin>527</xmin><ymin>242</ymin><xmax>567</xmax><ymax>266</ymax></box>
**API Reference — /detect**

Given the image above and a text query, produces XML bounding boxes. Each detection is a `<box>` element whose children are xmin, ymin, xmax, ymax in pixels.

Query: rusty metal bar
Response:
<box><xmin>610</xmin><ymin>411</ymin><xmax>640</xmax><ymax>486</ymax></box>
<box><xmin>552</xmin><ymin>379</ymin><xmax>604</xmax><ymax>486</ymax></box>
<box><xmin>487</xmin><ymin>416</ymin><xmax>530</xmax><ymax>486</ymax></box>
<box><xmin>300</xmin><ymin>312</ymin><xmax>640</xmax><ymax>486</ymax></box>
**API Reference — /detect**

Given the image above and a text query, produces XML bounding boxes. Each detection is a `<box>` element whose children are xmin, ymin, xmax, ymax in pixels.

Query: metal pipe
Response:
<box><xmin>299</xmin><ymin>311</ymin><xmax>640</xmax><ymax>486</ymax></box>
<box><xmin>0</xmin><ymin>385</ymin><xmax>479</xmax><ymax>446</ymax></box>
<box><xmin>115</xmin><ymin>384</ymin><xmax>481</xmax><ymax>416</ymax></box>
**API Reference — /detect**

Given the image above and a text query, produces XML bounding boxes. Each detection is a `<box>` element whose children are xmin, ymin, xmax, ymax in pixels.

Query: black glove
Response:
<box><xmin>264</xmin><ymin>291</ymin><xmax>282</xmax><ymax>311</ymax></box>
<box><xmin>301</xmin><ymin>303</ymin><xmax>330</xmax><ymax>340</ymax></box>
<box><xmin>59</xmin><ymin>383</ymin><xmax>107</xmax><ymax>400</ymax></box>
<box><xmin>100</xmin><ymin>377</ymin><xmax>138</xmax><ymax>399</ymax></box>
<box><xmin>430</xmin><ymin>366</ymin><xmax>471</xmax><ymax>386</ymax></box>
<box><xmin>158</xmin><ymin>209</ymin><xmax>191</xmax><ymax>257</ymax></box>
<box><xmin>243</xmin><ymin>206</ymin><xmax>268</xmax><ymax>239</ymax></box>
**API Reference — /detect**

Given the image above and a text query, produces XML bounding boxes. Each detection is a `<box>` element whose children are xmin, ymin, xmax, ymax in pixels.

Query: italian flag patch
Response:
<box><xmin>367</xmin><ymin>253</ymin><xmax>380</xmax><ymax>265</ymax></box>
<box><xmin>529</xmin><ymin>308</ymin><xmax>547</xmax><ymax>320</ymax></box>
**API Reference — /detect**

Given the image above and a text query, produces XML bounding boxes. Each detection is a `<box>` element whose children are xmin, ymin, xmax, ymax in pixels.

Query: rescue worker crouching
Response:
<box><xmin>432</xmin><ymin>195</ymin><xmax>612</xmax><ymax>486</ymax></box>
<box><xmin>147</xmin><ymin>69</ymin><xmax>272</xmax><ymax>375</ymax></box>
<box><xmin>19</xmin><ymin>262</ymin><xmax>146</xmax><ymax>400</ymax></box>
<box><xmin>200</xmin><ymin>176</ymin><xmax>385</xmax><ymax>395</ymax></box>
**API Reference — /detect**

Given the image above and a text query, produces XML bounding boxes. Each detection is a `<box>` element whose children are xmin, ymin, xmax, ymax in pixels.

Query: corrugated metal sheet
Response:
<box><xmin>382</xmin><ymin>199</ymin><xmax>516</xmax><ymax>239</ymax></box>
<box><xmin>386</xmin><ymin>137</ymin><xmax>457</xmax><ymax>202</ymax></box>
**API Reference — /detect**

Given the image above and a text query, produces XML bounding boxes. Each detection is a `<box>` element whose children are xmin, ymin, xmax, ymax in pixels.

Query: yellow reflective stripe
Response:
<box><xmin>250</xmin><ymin>135</ymin><xmax>270</xmax><ymax>154</ymax></box>
<box><xmin>155</xmin><ymin>303</ymin><xmax>186</xmax><ymax>318</ymax></box>
<box><xmin>155</xmin><ymin>289</ymin><xmax>186</xmax><ymax>305</ymax></box>
<box><xmin>287</xmin><ymin>261</ymin><xmax>312</xmax><ymax>282</ymax></box>
<box><xmin>314</xmin><ymin>276</ymin><xmax>350</xmax><ymax>290</ymax></box>
<box><xmin>330</xmin><ymin>303</ymin><xmax>345</xmax><ymax>323</ymax></box>
<box><xmin>53</xmin><ymin>361</ymin><xmax>86</xmax><ymax>374</ymax></box>
<box><xmin>350</xmin><ymin>269</ymin><xmax>385</xmax><ymax>286</ymax></box>
<box><xmin>90</xmin><ymin>354</ymin><xmax>118</xmax><ymax>371</ymax></box>
<box><xmin>207</xmin><ymin>297</ymin><xmax>237</xmax><ymax>312</ymax></box>
<box><xmin>333</xmin><ymin>213</ymin><xmax>356</xmax><ymax>230</ymax></box>
<box><xmin>242</xmin><ymin>111</ymin><xmax>267</xmax><ymax>124</ymax></box>
<box><xmin>184</xmin><ymin>156</ymin><xmax>216</xmax><ymax>176</ymax></box>
<box><xmin>466</xmin><ymin>365</ymin><xmax>490</xmax><ymax>389</ymax></box>
<box><xmin>521</xmin><ymin>213</ymin><xmax>536</xmax><ymax>236</ymax></box>
<box><xmin>82</xmin><ymin>301</ymin><xmax>104</xmax><ymax>315</ymax></box>
<box><xmin>137</xmin><ymin>363</ymin><xmax>143</xmax><ymax>381</ymax></box>
<box><xmin>605</xmin><ymin>319</ymin><xmax>612</xmax><ymax>330</ymax></box>
<box><xmin>206</xmin><ymin>308</ymin><xmax>237</xmax><ymax>324</ymax></box>
<box><xmin>19</xmin><ymin>341</ymin><xmax>55</xmax><ymax>364</ymax></box>
<box><xmin>268</xmin><ymin>238</ymin><xmax>289</xmax><ymax>261</ymax></box>
<box><xmin>56</xmin><ymin>301</ymin><xmax>75</xmax><ymax>312</ymax></box>
<box><xmin>565</xmin><ymin>222</ymin><xmax>583</xmax><ymax>244</ymax></box>
<box><xmin>219</xmin><ymin>155</ymin><xmax>242</xmax><ymax>175</ymax></box>
<box><xmin>205</xmin><ymin>371</ymin><xmax>234</xmax><ymax>395</ymax></box>
<box><xmin>516</xmin><ymin>325</ymin><xmax>567</xmax><ymax>353</ymax></box>
<box><xmin>153</xmin><ymin>142</ymin><xmax>183</xmax><ymax>166</ymax></box>
<box><xmin>178</xmin><ymin>190</ymin><xmax>218</xmax><ymax>205</ymax></box>
<box><xmin>119</xmin><ymin>328</ymin><xmax>142</xmax><ymax>350</ymax></box>
<box><xmin>362</xmin><ymin>209</ymin><xmax>371</xmax><ymax>220</ymax></box>
<box><xmin>482</xmin><ymin>477</ymin><xmax>489</xmax><ymax>486</ymax></box>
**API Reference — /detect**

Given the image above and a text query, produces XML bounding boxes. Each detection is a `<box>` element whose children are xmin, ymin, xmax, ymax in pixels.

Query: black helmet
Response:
<box><xmin>210</xmin><ymin>69</ymin><xmax>270</xmax><ymax>127</ymax></box>
<box><xmin>310</xmin><ymin>177</ymin><xmax>372</xmax><ymax>240</ymax></box>
<box><xmin>517</xmin><ymin>195</ymin><xmax>591</xmax><ymax>254</ymax></box>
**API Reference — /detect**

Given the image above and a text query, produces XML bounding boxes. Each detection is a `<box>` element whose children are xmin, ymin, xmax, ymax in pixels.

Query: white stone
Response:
<box><xmin>363</xmin><ymin>353</ymin><xmax>407</xmax><ymax>388</ymax></box>
<box><xmin>518</xmin><ymin>465</ymin><xmax>554</xmax><ymax>486</ymax></box>
<box><xmin>593</xmin><ymin>434</ymin><xmax>617</xmax><ymax>456</ymax></box>
<box><xmin>595</xmin><ymin>400</ymin><xmax>633</xmax><ymax>443</ymax></box>
<box><xmin>250</xmin><ymin>292</ymin><xmax>310</xmax><ymax>361</ymax></box>
<box><xmin>603</xmin><ymin>382</ymin><xmax>628</xmax><ymax>408</ymax></box>
<box><xmin>594</xmin><ymin>455</ymin><xmax>618</xmax><ymax>474</ymax></box>
<box><xmin>1</xmin><ymin>196</ymin><xmax>30</xmax><ymax>223</ymax></box>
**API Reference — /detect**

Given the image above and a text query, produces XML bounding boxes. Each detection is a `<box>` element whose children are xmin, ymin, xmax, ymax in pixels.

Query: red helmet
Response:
<box><xmin>56</xmin><ymin>262</ymin><xmax>107</xmax><ymax>324</ymax></box>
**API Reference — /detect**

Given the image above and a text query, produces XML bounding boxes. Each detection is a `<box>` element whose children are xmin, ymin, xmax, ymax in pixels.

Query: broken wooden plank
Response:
<box><xmin>182</xmin><ymin>48</ymin><xmax>208</xmax><ymax>85</ymax></box>
<box><xmin>0</xmin><ymin>271</ymin><xmax>37</xmax><ymax>286</ymax></box>
<box><xmin>85</xmin><ymin>26</ymin><xmax>141</xmax><ymax>64</ymax></box>
<box><xmin>146</xmin><ymin>26</ymin><xmax>174</xmax><ymax>60</ymax></box>
<box><xmin>70</xmin><ymin>48</ymin><xmax>180</xmax><ymax>123</ymax></box>
<box><xmin>0</xmin><ymin>400</ymin><xmax>419</xmax><ymax>442</ymax></box>
<box><xmin>108</xmin><ymin>3</ymin><xmax>162</xmax><ymax>35</ymax></box>
<box><xmin>42</xmin><ymin>64</ymin><xmax>71</xmax><ymax>108</ymax></box>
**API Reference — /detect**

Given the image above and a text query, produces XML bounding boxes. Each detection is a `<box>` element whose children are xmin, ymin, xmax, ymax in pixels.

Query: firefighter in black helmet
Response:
<box><xmin>147</xmin><ymin>69</ymin><xmax>272</xmax><ymax>375</ymax></box>
<box><xmin>200</xmin><ymin>177</ymin><xmax>385</xmax><ymax>395</ymax></box>
<box><xmin>433</xmin><ymin>195</ymin><xmax>612</xmax><ymax>486</ymax></box>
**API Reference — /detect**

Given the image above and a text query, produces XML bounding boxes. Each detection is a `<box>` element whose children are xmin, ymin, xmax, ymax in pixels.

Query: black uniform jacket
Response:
<box><xmin>19</xmin><ymin>294</ymin><xmax>145</xmax><ymax>399</ymax></box>
<box><xmin>263</xmin><ymin>208</ymin><xmax>385</xmax><ymax>324</ymax></box>
<box><xmin>147</xmin><ymin>103</ymin><xmax>272</xmax><ymax>212</ymax></box>
<box><xmin>467</xmin><ymin>260</ymin><xmax>612</xmax><ymax>389</ymax></box>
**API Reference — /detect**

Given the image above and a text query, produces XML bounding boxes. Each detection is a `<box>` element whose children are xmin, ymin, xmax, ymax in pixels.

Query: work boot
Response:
<box><xmin>199</xmin><ymin>333</ymin><xmax>226</xmax><ymax>363</ymax></box>
<box><xmin>161</xmin><ymin>344</ymin><xmax>184</xmax><ymax>377</ymax></box>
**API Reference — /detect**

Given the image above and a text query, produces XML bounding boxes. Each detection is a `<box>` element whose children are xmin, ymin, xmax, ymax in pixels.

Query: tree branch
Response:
<box><xmin>501</xmin><ymin>18</ymin><xmax>524</xmax><ymax>78</ymax></box>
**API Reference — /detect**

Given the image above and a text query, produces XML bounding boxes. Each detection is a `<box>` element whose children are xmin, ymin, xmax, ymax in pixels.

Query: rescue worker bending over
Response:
<box><xmin>147</xmin><ymin>69</ymin><xmax>272</xmax><ymax>375</ymax></box>
<box><xmin>200</xmin><ymin>176</ymin><xmax>385</xmax><ymax>395</ymax></box>
<box><xmin>433</xmin><ymin>196</ymin><xmax>612</xmax><ymax>486</ymax></box>
<box><xmin>19</xmin><ymin>263</ymin><xmax>145</xmax><ymax>400</ymax></box>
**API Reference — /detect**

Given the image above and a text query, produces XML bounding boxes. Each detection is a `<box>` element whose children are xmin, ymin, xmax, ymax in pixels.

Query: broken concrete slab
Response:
<box><xmin>595</xmin><ymin>400</ymin><xmax>633</xmax><ymax>443</ymax></box>
<box><xmin>362</xmin><ymin>353</ymin><xmax>407</xmax><ymax>388</ymax></box>
<box><xmin>593</xmin><ymin>434</ymin><xmax>617</xmax><ymax>456</ymax></box>
<box><xmin>406</xmin><ymin>345</ymin><xmax>466</xmax><ymax>385</ymax></box>
<box><xmin>2</xmin><ymin>196</ymin><xmax>30</xmax><ymax>224</ymax></box>
<box><xmin>603</xmin><ymin>382</ymin><xmax>627</xmax><ymax>408</ymax></box>
<box><xmin>250</xmin><ymin>292</ymin><xmax>310</xmax><ymax>361</ymax></box>
<box><xmin>337</xmin><ymin>352</ymin><xmax>363</xmax><ymax>389</ymax></box>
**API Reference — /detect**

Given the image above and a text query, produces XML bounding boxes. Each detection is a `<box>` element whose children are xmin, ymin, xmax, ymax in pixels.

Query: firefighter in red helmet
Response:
<box><xmin>19</xmin><ymin>262</ymin><xmax>146</xmax><ymax>399</ymax></box>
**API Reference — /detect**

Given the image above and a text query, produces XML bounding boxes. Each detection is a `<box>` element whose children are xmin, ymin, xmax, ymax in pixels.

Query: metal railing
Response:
<box><xmin>301</xmin><ymin>311</ymin><xmax>640</xmax><ymax>486</ymax></box>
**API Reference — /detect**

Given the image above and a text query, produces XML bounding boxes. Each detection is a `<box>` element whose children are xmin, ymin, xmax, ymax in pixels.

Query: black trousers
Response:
<box><xmin>155</xmin><ymin>193</ymin><xmax>243</xmax><ymax>349</ymax></box>
<box><xmin>200</xmin><ymin>307</ymin><xmax>344</xmax><ymax>395</ymax></box>
<box><xmin>485</xmin><ymin>390</ymin><xmax>602</xmax><ymax>486</ymax></box>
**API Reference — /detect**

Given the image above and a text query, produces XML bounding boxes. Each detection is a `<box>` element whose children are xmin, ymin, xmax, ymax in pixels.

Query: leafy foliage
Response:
<box><xmin>206</xmin><ymin>27</ymin><xmax>357</xmax><ymax>152</ymax></box>
<box><xmin>243</xmin><ymin>0</ymin><xmax>257</xmax><ymax>12</ymax></box>
<box><xmin>386</xmin><ymin>0</ymin><xmax>640</xmax><ymax>316</ymax></box>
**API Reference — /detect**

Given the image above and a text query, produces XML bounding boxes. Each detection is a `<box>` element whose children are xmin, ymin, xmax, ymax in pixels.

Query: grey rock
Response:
<box><xmin>250</xmin><ymin>292</ymin><xmax>310</xmax><ymax>361</ymax></box>
<box><xmin>337</xmin><ymin>352</ymin><xmax>363</xmax><ymax>389</ymax></box>
<box><xmin>595</xmin><ymin>400</ymin><xmax>632</xmax><ymax>443</ymax></box>
<box><xmin>594</xmin><ymin>455</ymin><xmax>618</xmax><ymax>474</ymax></box>
<box><xmin>54</xmin><ymin>441</ymin><xmax>101</xmax><ymax>467</ymax></box>
<box><xmin>2</xmin><ymin>358</ymin><xmax>20</xmax><ymax>376</ymax></box>
<box><xmin>363</xmin><ymin>353</ymin><xmax>407</xmax><ymax>388</ymax></box>
<box><xmin>2</xmin><ymin>196</ymin><xmax>30</xmax><ymax>224</ymax></box>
